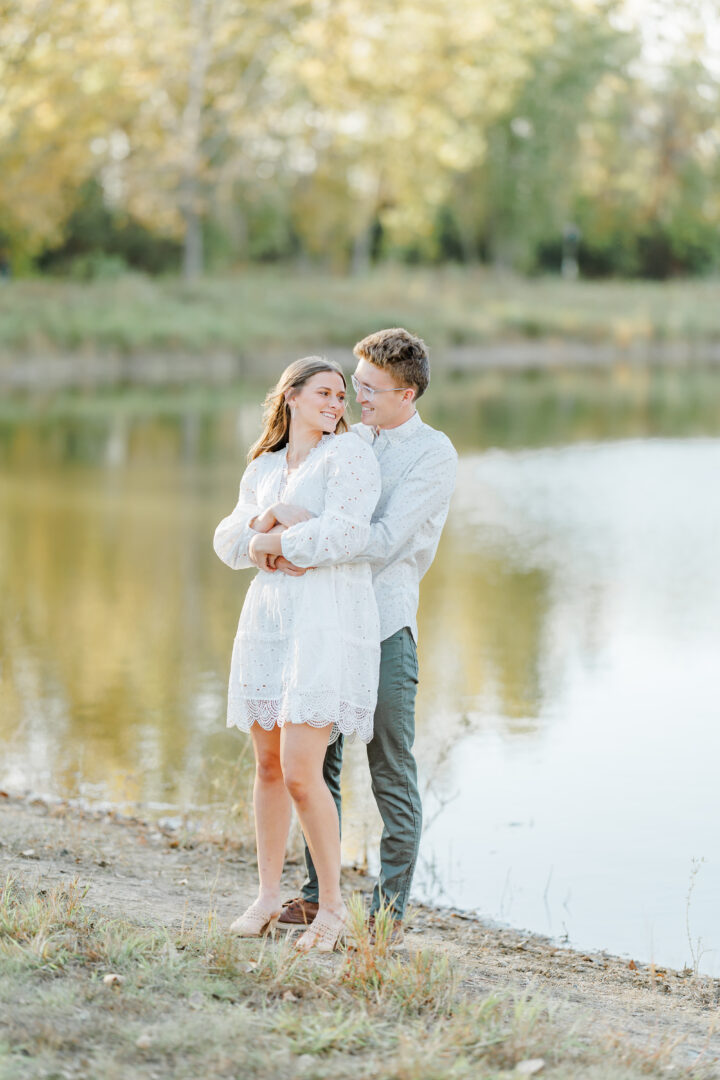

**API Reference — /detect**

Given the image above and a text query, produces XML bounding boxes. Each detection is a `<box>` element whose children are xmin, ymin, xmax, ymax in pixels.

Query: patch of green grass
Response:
<box><xmin>0</xmin><ymin>878</ymin><xmax>704</xmax><ymax>1080</ymax></box>
<box><xmin>0</xmin><ymin>877</ymin><xmax>167</xmax><ymax>975</ymax></box>
<box><xmin>1</xmin><ymin>269</ymin><xmax>719</xmax><ymax>359</ymax></box>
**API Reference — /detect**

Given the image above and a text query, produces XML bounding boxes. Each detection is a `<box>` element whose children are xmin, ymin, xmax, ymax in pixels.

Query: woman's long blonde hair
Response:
<box><xmin>248</xmin><ymin>356</ymin><xmax>349</xmax><ymax>462</ymax></box>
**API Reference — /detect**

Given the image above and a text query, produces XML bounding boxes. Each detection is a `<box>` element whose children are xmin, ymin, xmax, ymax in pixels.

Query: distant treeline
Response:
<box><xmin>2</xmin><ymin>0</ymin><xmax>719</xmax><ymax>280</ymax></box>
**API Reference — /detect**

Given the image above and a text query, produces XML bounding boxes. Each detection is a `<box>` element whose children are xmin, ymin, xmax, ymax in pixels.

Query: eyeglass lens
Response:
<box><xmin>351</xmin><ymin>375</ymin><xmax>374</xmax><ymax>399</ymax></box>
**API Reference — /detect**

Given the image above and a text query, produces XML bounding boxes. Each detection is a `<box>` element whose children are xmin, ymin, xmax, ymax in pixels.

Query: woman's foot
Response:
<box><xmin>294</xmin><ymin>906</ymin><xmax>348</xmax><ymax>953</ymax></box>
<box><xmin>229</xmin><ymin>898</ymin><xmax>281</xmax><ymax>937</ymax></box>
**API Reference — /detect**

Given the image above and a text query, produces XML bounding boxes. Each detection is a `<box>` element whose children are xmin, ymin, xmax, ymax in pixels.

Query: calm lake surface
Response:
<box><xmin>1</xmin><ymin>366</ymin><xmax>718</xmax><ymax>973</ymax></box>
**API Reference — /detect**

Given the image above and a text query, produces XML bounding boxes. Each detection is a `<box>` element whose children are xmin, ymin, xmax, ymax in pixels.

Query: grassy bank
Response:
<box><xmin>0</xmin><ymin>877</ymin><xmax>690</xmax><ymax>1080</ymax></box>
<box><xmin>1</xmin><ymin>269</ymin><xmax>720</xmax><ymax>357</ymax></box>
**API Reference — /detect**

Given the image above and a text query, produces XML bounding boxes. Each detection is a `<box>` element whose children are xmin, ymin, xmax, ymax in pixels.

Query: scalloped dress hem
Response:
<box><xmin>227</xmin><ymin>698</ymin><xmax>374</xmax><ymax>745</ymax></box>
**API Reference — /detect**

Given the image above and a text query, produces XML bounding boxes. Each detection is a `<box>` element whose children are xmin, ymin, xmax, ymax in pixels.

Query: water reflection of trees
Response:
<box><xmin>3</xmin><ymin>365</ymin><xmax>720</xmax><ymax>470</ymax></box>
<box><xmin>419</xmin><ymin>529</ymin><xmax>550</xmax><ymax>733</ymax></box>
<box><xmin>0</xmin><ymin>391</ymin><xmax>259</xmax><ymax>470</ymax></box>
<box><xmin>429</xmin><ymin>366</ymin><xmax>720</xmax><ymax>452</ymax></box>
<box><xmin>0</xmin><ymin>471</ymin><xmax>253</xmax><ymax>807</ymax></box>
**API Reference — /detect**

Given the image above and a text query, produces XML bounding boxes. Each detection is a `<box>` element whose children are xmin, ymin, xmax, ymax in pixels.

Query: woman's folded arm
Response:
<box><xmin>213</xmin><ymin>457</ymin><xmax>262</xmax><ymax>570</ymax></box>
<box><xmin>280</xmin><ymin>435</ymin><xmax>381</xmax><ymax>568</ymax></box>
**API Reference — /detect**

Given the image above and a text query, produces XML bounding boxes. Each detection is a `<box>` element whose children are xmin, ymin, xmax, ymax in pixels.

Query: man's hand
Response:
<box><xmin>274</xmin><ymin>556</ymin><xmax>308</xmax><ymax>577</ymax></box>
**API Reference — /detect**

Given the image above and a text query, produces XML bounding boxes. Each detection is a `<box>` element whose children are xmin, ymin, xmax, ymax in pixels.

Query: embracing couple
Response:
<box><xmin>213</xmin><ymin>328</ymin><xmax>457</xmax><ymax>953</ymax></box>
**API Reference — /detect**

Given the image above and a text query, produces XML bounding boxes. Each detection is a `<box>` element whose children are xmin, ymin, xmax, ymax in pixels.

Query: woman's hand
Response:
<box><xmin>265</xmin><ymin>523</ymin><xmax>287</xmax><ymax>569</ymax></box>
<box><xmin>249</xmin><ymin>503</ymin><xmax>313</xmax><ymax>533</ymax></box>
<box><xmin>274</xmin><ymin>556</ymin><xmax>309</xmax><ymax>577</ymax></box>
<box><xmin>248</xmin><ymin>529</ymin><xmax>284</xmax><ymax>571</ymax></box>
<box><xmin>249</xmin><ymin>507</ymin><xmax>278</xmax><ymax>533</ymax></box>
<box><xmin>272</xmin><ymin>503</ymin><xmax>314</xmax><ymax>528</ymax></box>
<box><xmin>248</xmin><ymin>533</ymin><xmax>275</xmax><ymax>571</ymax></box>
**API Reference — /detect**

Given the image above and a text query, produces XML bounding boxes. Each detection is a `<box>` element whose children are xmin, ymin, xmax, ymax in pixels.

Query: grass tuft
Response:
<box><xmin>342</xmin><ymin>897</ymin><xmax>457</xmax><ymax>1017</ymax></box>
<box><xmin>0</xmin><ymin>875</ymin><xmax>167</xmax><ymax>975</ymax></box>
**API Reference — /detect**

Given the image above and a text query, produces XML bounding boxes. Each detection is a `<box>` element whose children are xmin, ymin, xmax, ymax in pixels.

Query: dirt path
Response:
<box><xmin>2</xmin><ymin>793</ymin><xmax>718</xmax><ymax>1072</ymax></box>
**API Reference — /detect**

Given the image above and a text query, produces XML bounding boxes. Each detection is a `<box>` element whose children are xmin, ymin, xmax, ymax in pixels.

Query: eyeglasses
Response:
<box><xmin>351</xmin><ymin>374</ymin><xmax>411</xmax><ymax>401</ymax></box>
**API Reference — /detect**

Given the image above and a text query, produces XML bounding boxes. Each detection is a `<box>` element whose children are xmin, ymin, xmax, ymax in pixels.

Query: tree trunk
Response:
<box><xmin>180</xmin><ymin>0</ymin><xmax>213</xmax><ymax>280</ymax></box>
<box><xmin>350</xmin><ymin>222</ymin><xmax>373</xmax><ymax>276</ymax></box>
<box><xmin>183</xmin><ymin>202</ymin><xmax>203</xmax><ymax>280</ymax></box>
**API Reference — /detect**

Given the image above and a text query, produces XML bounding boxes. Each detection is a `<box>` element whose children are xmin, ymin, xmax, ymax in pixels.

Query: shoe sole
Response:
<box><xmin>276</xmin><ymin>918</ymin><xmax>316</xmax><ymax>932</ymax></box>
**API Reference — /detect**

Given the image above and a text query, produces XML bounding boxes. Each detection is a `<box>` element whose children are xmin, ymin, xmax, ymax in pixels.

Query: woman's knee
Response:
<box><xmin>281</xmin><ymin>762</ymin><xmax>315</xmax><ymax>805</ymax></box>
<box><xmin>255</xmin><ymin>749</ymin><xmax>283</xmax><ymax>784</ymax></box>
<box><xmin>280</xmin><ymin>726</ymin><xmax>331</xmax><ymax>803</ymax></box>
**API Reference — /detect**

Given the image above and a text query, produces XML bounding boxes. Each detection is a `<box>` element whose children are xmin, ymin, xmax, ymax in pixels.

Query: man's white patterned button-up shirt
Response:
<box><xmin>353</xmin><ymin>411</ymin><xmax>457</xmax><ymax>642</ymax></box>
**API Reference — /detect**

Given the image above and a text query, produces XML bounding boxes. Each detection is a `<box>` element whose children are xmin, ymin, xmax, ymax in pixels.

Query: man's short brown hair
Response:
<box><xmin>353</xmin><ymin>328</ymin><xmax>429</xmax><ymax>399</ymax></box>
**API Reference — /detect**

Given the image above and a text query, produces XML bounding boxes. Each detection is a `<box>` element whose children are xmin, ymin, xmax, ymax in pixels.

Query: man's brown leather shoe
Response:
<box><xmin>276</xmin><ymin>897</ymin><xmax>319</xmax><ymax>929</ymax></box>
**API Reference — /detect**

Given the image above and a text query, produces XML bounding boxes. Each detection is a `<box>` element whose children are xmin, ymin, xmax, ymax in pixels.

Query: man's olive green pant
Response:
<box><xmin>300</xmin><ymin>626</ymin><xmax>421</xmax><ymax>921</ymax></box>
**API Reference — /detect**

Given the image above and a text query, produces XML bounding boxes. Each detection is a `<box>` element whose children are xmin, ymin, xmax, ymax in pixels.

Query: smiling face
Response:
<box><xmin>288</xmin><ymin>370</ymin><xmax>347</xmax><ymax>433</ymax></box>
<box><xmin>353</xmin><ymin>357</ymin><xmax>416</xmax><ymax>429</ymax></box>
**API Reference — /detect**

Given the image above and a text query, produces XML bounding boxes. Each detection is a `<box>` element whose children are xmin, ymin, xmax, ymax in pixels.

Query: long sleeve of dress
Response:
<box><xmin>280</xmin><ymin>435</ymin><xmax>381</xmax><ymax>568</ymax></box>
<box><xmin>213</xmin><ymin>457</ymin><xmax>262</xmax><ymax>570</ymax></box>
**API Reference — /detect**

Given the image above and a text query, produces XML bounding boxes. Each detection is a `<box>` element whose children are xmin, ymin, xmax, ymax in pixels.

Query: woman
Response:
<box><xmin>213</xmin><ymin>357</ymin><xmax>381</xmax><ymax>952</ymax></box>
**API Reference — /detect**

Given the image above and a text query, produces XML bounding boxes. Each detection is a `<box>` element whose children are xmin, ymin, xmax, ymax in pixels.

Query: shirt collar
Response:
<box><xmin>374</xmin><ymin>410</ymin><xmax>422</xmax><ymax>444</ymax></box>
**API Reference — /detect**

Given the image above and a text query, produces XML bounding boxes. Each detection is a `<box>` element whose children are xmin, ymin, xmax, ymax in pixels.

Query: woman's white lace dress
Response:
<box><xmin>213</xmin><ymin>432</ymin><xmax>382</xmax><ymax>743</ymax></box>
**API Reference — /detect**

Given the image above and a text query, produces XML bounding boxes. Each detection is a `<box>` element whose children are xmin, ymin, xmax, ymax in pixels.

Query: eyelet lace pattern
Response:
<box><xmin>215</xmin><ymin>433</ymin><xmax>382</xmax><ymax>744</ymax></box>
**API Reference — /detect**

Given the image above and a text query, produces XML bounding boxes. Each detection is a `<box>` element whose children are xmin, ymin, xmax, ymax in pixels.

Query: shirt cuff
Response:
<box><xmin>280</xmin><ymin>530</ymin><xmax>304</xmax><ymax>566</ymax></box>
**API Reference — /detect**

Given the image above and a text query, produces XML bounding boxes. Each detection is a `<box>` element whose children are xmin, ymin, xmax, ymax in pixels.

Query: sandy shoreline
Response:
<box><xmin>1</xmin><ymin>790</ymin><xmax>718</xmax><ymax>1072</ymax></box>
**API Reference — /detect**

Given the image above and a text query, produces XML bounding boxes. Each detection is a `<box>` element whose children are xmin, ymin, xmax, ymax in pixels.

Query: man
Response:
<box><xmin>273</xmin><ymin>327</ymin><xmax>457</xmax><ymax>941</ymax></box>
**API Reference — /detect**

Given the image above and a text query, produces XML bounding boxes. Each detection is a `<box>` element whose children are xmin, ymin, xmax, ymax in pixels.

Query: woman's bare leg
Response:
<box><xmin>250</xmin><ymin>724</ymin><xmax>292</xmax><ymax>909</ymax></box>
<box><xmin>280</xmin><ymin>724</ymin><xmax>344</xmax><ymax>915</ymax></box>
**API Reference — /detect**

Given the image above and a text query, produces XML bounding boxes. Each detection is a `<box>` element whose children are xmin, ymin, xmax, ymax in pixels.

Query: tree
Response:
<box><xmin>114</xmin><ymin>0</ymin><xmax>309</xmax><ymax>277</ymax></box>
<box><xmin>573</xmin><ymin>0</ymin><xmax>720</xmax><ymax>275</ymax></box>
<box><xmin>285</xmin><ymin>0</ymin><xmax>562</xmax><ymax>268</ymax></box>
<box><xmin>0</xmin><ymin>0</ymin><xmax>134</xmax><ymax>258</ymax></box>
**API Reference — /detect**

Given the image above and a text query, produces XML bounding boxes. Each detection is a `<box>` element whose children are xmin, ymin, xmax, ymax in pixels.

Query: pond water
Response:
<box><xmin>1</xmin><ymin>366</ymin><xmax>718</xmax><ymax>973</ymax></box>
